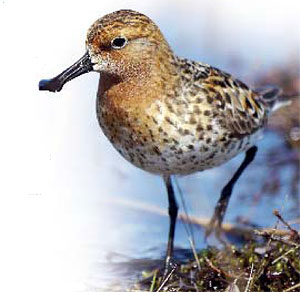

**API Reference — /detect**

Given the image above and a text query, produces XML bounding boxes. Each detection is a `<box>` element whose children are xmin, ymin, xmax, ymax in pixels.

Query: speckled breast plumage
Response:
<box><xmin>96</xmin><ymin>57</ymin><xmax>266</xmax><ymax>175</ymax></box>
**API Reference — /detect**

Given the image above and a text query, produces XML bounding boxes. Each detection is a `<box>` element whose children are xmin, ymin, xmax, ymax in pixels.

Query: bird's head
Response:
<box><xmin>39</xmin><ymin>10</ymin><xmax>172</xmax><ymax>92</ymax></box>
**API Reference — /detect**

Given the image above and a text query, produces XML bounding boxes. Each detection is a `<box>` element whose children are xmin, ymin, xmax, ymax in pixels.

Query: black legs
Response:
<box><xmin>206</xmin><ymin>146</ymin><xmax>258</xmax><ymax>237</ymax></box>
<box><xmin>163</xmin><ymin>175</ymin><xmax>178</xmax><ymax>275</ymax></box>
<box><xmin>161</xmin><ymin>146</ymin><xmax>257</xmax><ymax>275</ymax></box>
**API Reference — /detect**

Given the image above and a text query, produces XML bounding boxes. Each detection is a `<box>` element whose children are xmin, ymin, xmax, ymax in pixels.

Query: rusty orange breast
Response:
<box><xmin>96</xmin><ymin>72</ymin><xmax>168</xmax><ymax>150</ymax></box>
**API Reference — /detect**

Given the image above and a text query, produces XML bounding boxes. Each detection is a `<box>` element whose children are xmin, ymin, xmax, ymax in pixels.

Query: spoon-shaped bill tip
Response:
<box><xmin>39</xmin><ymin>78</ymin><xmax>63</xmax><ymax>92</ymax></box>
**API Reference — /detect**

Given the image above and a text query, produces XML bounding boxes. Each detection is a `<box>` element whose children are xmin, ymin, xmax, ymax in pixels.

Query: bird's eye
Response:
<box><xmin>111</xmin><ymin>37</ymin><xmax>128</xmax><ymax>49</ymax></box>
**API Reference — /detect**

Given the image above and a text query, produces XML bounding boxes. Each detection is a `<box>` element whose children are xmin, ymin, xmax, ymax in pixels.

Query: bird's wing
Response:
<box><xmin>178</xmin><ymin>58</ymin><xmax>267</xmax><ymax>138</ymax></box>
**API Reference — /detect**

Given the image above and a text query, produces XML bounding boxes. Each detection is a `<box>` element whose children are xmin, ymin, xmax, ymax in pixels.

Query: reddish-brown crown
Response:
<box><xmin>85</xmin><ymin>9</ymin><xmax>177</xmax><ymax>80</ymax></box>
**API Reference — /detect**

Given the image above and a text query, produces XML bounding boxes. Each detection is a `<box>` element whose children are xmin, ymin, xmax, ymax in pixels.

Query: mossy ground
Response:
<box><xmin>133</xmin><ymin>239</ymin><xmax>300</xmax><ymax>292</ymax></box>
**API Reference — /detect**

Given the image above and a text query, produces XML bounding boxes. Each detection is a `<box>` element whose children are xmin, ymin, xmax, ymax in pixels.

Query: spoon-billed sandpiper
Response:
<box><xmin>39</xmin><ymin>9</ymin><xmax>291</xmax><ymax>273</ymax></box>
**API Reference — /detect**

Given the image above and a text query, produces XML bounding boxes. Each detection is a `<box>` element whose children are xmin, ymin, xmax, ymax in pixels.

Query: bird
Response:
<box><xmin>39</xmin><ymin>9</ymin><xmax>291</xmax><ymax>276</ymax></box>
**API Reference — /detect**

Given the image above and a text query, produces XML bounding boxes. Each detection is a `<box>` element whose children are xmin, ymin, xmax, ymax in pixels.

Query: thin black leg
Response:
<box><xmin>163</xmin><ymin>175</ymin><xmax>178</xmax><ymax>276</ymax></box>
<box><xmin>206</xmin><ymin>146</ymin><xmax>258</xmax><ymax>238</ymax></box>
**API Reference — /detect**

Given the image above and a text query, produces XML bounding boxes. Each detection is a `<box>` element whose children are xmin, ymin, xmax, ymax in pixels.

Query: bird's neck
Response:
<box><xmin>98</xmin><ymin>51</ymin><xmax>180</xmax><ymax>103</ymax></box>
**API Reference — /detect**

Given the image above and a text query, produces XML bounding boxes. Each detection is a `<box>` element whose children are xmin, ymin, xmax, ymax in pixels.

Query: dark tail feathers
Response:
<box><xmin>255</xmin><ymin>85</ymin><xmax>299</xmax><ymax>112</ymax></box>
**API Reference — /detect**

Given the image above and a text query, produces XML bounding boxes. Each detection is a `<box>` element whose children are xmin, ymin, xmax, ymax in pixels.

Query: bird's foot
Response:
<box><xmin>162</xmin><ymin>256</ymin><xmax>178</xmax><ymax>281</ymax></box>
<box><xmin>205</xmin><ymin>213</ymin><xmax>219</xmax><ymax>238</ymax></box>
<box><xmin>205</xmin><ymin>215</ymin><xmax>229</xmax><ymax>246</ymax></box>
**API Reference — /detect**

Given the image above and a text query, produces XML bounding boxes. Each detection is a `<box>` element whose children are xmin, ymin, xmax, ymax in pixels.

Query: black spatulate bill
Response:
<box><xmin>39</xmin><ymin>52</ymin><xmax>93</xmax><ymax>92</ymax></box>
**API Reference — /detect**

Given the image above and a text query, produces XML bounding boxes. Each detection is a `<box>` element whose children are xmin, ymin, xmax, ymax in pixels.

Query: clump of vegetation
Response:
<box><xmin>133</xmin><ymin>239</ymin><xmax>300</xmax><ymax>292</ymax></box>
<box><xmin>131</xmin><ymin>210</ymin><xmax>300</xmax><ymax>292</ymax></box>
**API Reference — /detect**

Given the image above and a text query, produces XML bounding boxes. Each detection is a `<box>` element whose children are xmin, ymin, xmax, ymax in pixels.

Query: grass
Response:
<box><xmin>131</xmin><ymin>207</ymin><xmax>300</xmax><ymax>292</ymax></box>
<box><xmin>132</xmin><ymin>239</ymin><xmax>300</xmax><ymax>292</ymax></box>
